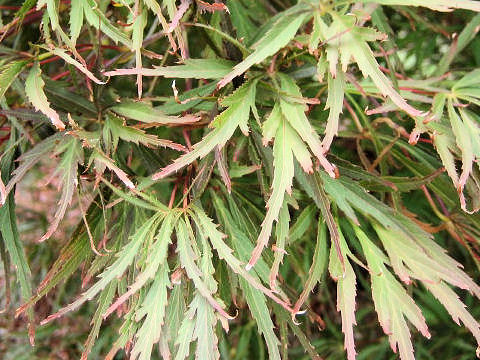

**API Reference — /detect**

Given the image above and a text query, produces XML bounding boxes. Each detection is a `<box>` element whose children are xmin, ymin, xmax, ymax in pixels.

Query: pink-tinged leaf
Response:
<box><xmin>359</xmin><ymin>0</ymin><xmax>480</xmax><ymax>12</ymax></box>
<box><xmin>167</xmin><ymin>0</ymin><xmax>191</xmax><ymax>33</ymax></box>
<box><xmin>197</xmin><ymin>0</ymin><xmax>229</xmax><ymax>14</ymax></box>
<box><xmin>357</xmin><ymin>227</ymin><xmax>430</xmax><ymax>360</ymax></box>
<box><xmin>44</xmin><ymin>47</ymin><xmax>104</xmax><ymax>85</ymax></box>
<box><xmin>293</xmin><ymin>221</ymin><xmax>328</xmax><ymax>315</ymax></box>
<box><xmin>41</xmin><ymin>214</ymin><xmax>162</xmax><ymax>324</ymax></box>
<box><xmin>40</xmin><ymin>137</ymin><xmax>83</xmax><ymax>242</ymax></box>
<box><xmin>350</xmin><ymin>39</ymin><xmax>423</xmax><ymax>118</ymax></box>
<box><xmin>104</xmin><ymin>58</ymin><xmax>234</xmax><ymax>80</ymax></box>
<box><xmin>329</xmin><ymin>229</ymin><xmax>357</xmax><ymax>360</ymax></box>
<box><xmin>278</xmin><ymin>74</ymin><xmax>336</xmax><ymax>177</ymax></box>
<box><xmin>192</xmin><ymin>207</ymin><xmax>295</xmax><ymax>315</ymax></box>
<box><xmin>176</xmin><ymin>218</ymin><xmax>235</xmax><ymax>320</ymax></box>
<box><xmin>269</xmin><ymin>202</ymin><xmax>289</xmax><ymax>290</ymax></box>
<box><xmin>426</xmin><ymin>282</ymin><xmax>480</xmax><ymax>345</ymax></box>
<box><xmin>91</xmin><ymin>150</ymin><xmax>135</xmax><ymax>189</ymax></box>
<box><xmin>104</xmin><ymin>214</ymin><xmax>175</xmax><ymax>319</ymax></box>
<box><xmin>132</xmin><ymin>9</ymin><xmax>147</xmax><ymax>98</ymax></box>
<box><xmin>215</xmin><ymin>146</ymin><xmax>231</xmax><ymax>193</ymax></box>
<box><xmin>0</xmin><ymin>173</ymin><xmax>6</xmax><ymax>206</ymax></box>
<box><xmin>448</xmin><ymin>100</ymin><xmax>473</xmax><ymax>191</ymax></box>
<box><xmin>247</xmin><ymin>116</ymin><xmax>294</xmax><ymax>270</ymax></box>
<box><xmin>25</xmin><ymin>63</ymin><xmax>65</xmax><ymax>130</ymax></box>
<box><xmin>152</xmin><ymin>81</ymin><xmax>256</xmax><ymax>180</ymax></box>
<box><xmin>322</xmin><ymin>69</ymin><xmax>345</xmax><ymax>152</ymax></box>
<box><xmin>111</xmin><ymin>100</ymin><xmax>199</xmax><ymax>125</ymax></box>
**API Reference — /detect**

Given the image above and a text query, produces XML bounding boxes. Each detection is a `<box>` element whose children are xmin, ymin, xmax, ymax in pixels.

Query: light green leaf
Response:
<box><xmin>356</xmin><ymin>226</ymin><xmax>430</xmax><ymax>360</ymax></box>
<box><xmin>152</xmin><ymin>80</ymin><xmax>257</xmax><ymax>180</ymax></box>
<box><xmin>360</xmin><ymin>0</ymin><xmax>480</xmax><ymax>12</ymax></box>
<box><xmin>40</xmin><ymin>137</ymin><xmax>83</xmax><ymax>242</ymax></box>
<box><xmin>248</xmin><ymin>115</ymin><xmax>294</xmax><ymax>269</ymax></box>
<box><xmin>322</xmin><ymin>69</ymin><xmax>345</xmax><ymax>151</ymax></box>
<box><xmin>41</xmin><ymin>47</ymin><xmax>104</xmax><ymax>84</ymax></box>
<box><xmin>69</xmin><ymin>0</ymin><xmax>83</xmax><ymax>45</ymax></box>
<box><xmin>329</xmin><ymin>226</ymin><xmax>357</xmax><ymax>360</ymax></box>
<box><xmin>83</xmin><ymin>0</ymin><xmax>132</xmax><ymax>47</ymax></box>
<box><xmin>131</xmin><ymin>267</ymin><xmax>171</xmax><ymax>360</ymax></box>
<box><xmin>218</xmin><ymin>5</ymin><xmax>309</xmax><ymax>88</ymax></box>
<box><xmin>111</xmin><ymin>100</ymin><xmax>199</xmax><ymax>125</ymax></box>
<box><xmin>0</xmin><ymin>60</ymin><xmax>28</xmax><ymax>99</ymax></box>
<box><xmin>41</xmin><ymin>213</ymin><xmax>162</xmax><ymax>324</ymax></box>
<box><xmin>104</xmin><ymin>59</ymin><xmax>235</xmax><ymax>79</ymax></box>
<box><xmin>25</xmin><ymin>62</ymin><xmax>65</xmax><ymax>130</ymax></box>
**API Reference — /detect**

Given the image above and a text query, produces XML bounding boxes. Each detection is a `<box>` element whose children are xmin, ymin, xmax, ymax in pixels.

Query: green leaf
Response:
<box><xmin>130</xmin><ymin>267</ymin><xmax>171</xmax><ymax>360</ymax></box>
<box><xmin>111</xmin><ymin>100</ymin><xmax>199</xmax><ymax>125</ymax></box>
<box><xmin>40</xmin><ymin>136</ymin><xmax>83</xmax><ymax>242</ymax></box>
<box><xmin>152</xmin><ymin>80</ymin><xmax>257</xmax><ymax>180</ymax></box>
<box><xmin>104</xmin><ymin>59</ymin><xmax>235</xmax><ymax>79</ymax></box>
<box><xmin>40</xmin><ymin>47</ymin><xmax>104</xmax><ymax>84</ymax></box>
<box><xmin>103</xmin><ymin>114</ymin><xmax>187</xmax><ymax>152</ymax></box>
<box><xmin>329</xmin><ymin>226</ymin><xmax>357</xmax><ymax>360</ymax></box>
<box><xmin>356</xmin><ymin>226</ymin><xmax>430</xmax><ymax>360</ymax></box>
<box><xmin>103</xmin><ymin>212</ymin><xmax>177</xmax><ymax>318</ymax></box>
<box><xmin>69</xmin><ymin>0</ymin><xmax>83</xmax><ymax>46</ymax></box>
<box><xmin>41</xmin><ymin>213</ymin><xmax>162</xmax><ymax>324</ymax></box>
<box><xmin>278</xmin><ymin>73</ymin><xmax>335</xmax><ymax>176</ymax></box>
<box><xmin>0</xmin><ymin>60</ymin><xmax>28</xmax><ymax>99</ymax></box>
<box><xmin>322</xmin><ymin>69</ymin><xmax>345</xmax><ymax>151</ymax></box>
<box><xmin>0</xmin><ymin>131</ymin><xmax>34</xmax><ymax>341</ymax></box>
<box><xmin>293</xmin><ymin>220</ymin><xmax>328</xmax><ymax>314</ymax></box>
<box><xmin>360</xmin><ymin>0</ymin><xmax>480</xmax><ymax>12</ymax></box>
<box><xmin>248</xmin><ymin>115</ymin><xmax>294</xmax><ymax>269</ymax></box>
<box><xmin>83</xmin><ymin>0</ymin><xmax>132</xmax><ymax>47</ymax></box>
<box><xmin>218</xmin><ymin>5</ymin><xmax>309</xmax><ymax>88</ymax></box>
<box><xmin>25</xmin><ymin>62</ymin><xmax>65</xmax><ymax>130</ymax></box>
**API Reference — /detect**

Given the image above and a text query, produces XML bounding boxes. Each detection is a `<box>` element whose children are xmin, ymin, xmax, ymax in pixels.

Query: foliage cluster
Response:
<box><xmin>2</xmin><ymin>0</ymin><xmax>480</xmax><ymax>359</ymax></box>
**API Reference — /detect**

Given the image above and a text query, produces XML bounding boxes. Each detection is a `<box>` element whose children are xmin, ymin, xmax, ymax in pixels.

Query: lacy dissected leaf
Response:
<box><xmin>152</xmin><ymin>80</ymin><xmax>257</xmax><ymax>179</ymax></box>
<box><xmin>0</xmin><ymin>60</ymin><xmax>28</xmax><ymax>99</ymax></box>
<box><xmin>103</xmin><ymin>114</ymin><xmax>187</xmax><ymax>152</ymax></box>
<box><xmin>293</xmin><ymin>220</ymin><xmax>327</xmax><ymax>314</ymax></box>
<box><xmin>103</xmin><ymin>211</ymin><xmax>176</xmax><ymax>318</ymax></box>
<box><xmin>360</xmin><ymin>0</ymin><xmax>480</xmax><ymax>12</ymax></box>
<box><xmin>89</xmin><ymin>149</ymin><xmax>135</xmax><ymax>189</ymax></box>
<box><xmin>277</xmin><ymin>73</ymin><xmax>335</xmax><ymax>177</ymax></box>
<box><xmin>318</xmin><ymin>14</ymin><xmax>422</xmax><ymax>118</ymax></box>
<box><xmin>132</xmin><ymin>8</ymin><xmax>147</xmax><ymax>98</ymax></box>
<box><xmin>104</xmin><ymin>58</ymin><xmax>234</xmax><ymax>79</ymax></box>
<box><xmin>356</xmin><ymin>227</ymin><xmax>430</xmax><ymax>360</ymax></box>
<box><xmin>40</xmin><ymin>136</ymin><xmax>84</xmax><ymax>242</ymax></box>
<box><xmin>130</xmin><ymin>267</ymin><xmax>171</xmax><ymax>360</ymax></box>
<box><xmin>4</xmin><ymin>133</ymin><xmax>63</xmax><ymax>199</ymax></box>
<box><xmin>69</xmin><ymin>0</ymin><xmax>83</xmax><ymax>46</ymax></box>
<box><xmin>25</xmin><ymin>62</ymin><xmax>65</xmax><ymax>130</ymax></box>
<box><xmin>218</xmin><ymin>4</ymin><xmax>309</xmax><ymax>88</ymax></box>
<box><xmin>192</xmin><ymin>206</ymin><xmax>282</xmax><ymax>359</ymax></box>
<box><xmin>41</xmin><ymin>213</ymin><xmax>162</xmax><ymax>324</ymax></box>
<box><xmin>176</xmin><ymin>217</ymin><xmax>232</xmax><ymax>319</ymax></box>
<box><xmin>328</xmin><ymin>226</ymin><xmax>357</xmax><ymax>360</ymax></box>
<box><xmin>82</xmin><ymin>0</ymin><xmax>132</xmax><ymax>47</ymax></box>
<box><xmin>41</xmin><ymin>47</ymin><xmax>104</xmax><ymax>84</ymax></box>
<box><xmin>322</xmin><ymin>69</ymin><xmax>345</xmax><ymax>151</ymax></box>
<box><xmin>269</xmin><ymin>201</ymin><xmax>289</xmax><ymax>290</ymax></box>
<box><xmin>248</xmin><ymin>115</ymin><xmax>294</xmax><ymax>269</ymax></box>
<box><xmin>374</xmin><ymin>223</ymin><xmax>480</xmax><ymax>295</ymax></box>
<box><xmin>373</xmin><ymin>223</ymin><xmax>480</xmax><ymax>346</ymax></box>
<box><xmin>111</xmin><ymin>100</ymin><xmax>199</xmax><ymax>125</ymax></box>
